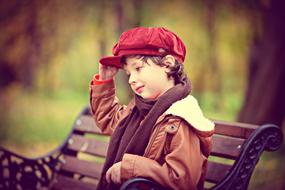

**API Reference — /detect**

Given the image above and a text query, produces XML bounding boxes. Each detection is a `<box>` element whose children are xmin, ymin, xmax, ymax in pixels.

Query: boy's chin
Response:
<box><xmin>138</xmin><ymin>93</ymin><xmax>159</xmax><ymax>100</ymax></box>
<box><xmin>135</xmin><ymin>93</ymin><xmax>148</xmax><ymax>99</ymax></box>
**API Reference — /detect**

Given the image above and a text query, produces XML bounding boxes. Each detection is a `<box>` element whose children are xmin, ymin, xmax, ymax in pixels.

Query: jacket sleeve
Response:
<box><xmin>120</xmin><ymin>120</ymin><xmax>205</xmax><ymax>190</ymax></box>
<box><xmin>89</xmin><ymin>74</ymin><xmax>131</xmax><ymax>135</ymax></box>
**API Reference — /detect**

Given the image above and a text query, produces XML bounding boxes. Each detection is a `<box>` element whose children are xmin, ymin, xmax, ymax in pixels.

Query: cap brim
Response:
<box><xmin>99</xmin><ymin>56</ymin><xmax>123</xmax><ymax>68</ymax></box>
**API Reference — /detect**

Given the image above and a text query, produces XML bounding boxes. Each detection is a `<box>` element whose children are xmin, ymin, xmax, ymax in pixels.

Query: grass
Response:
<box><xmin>0</xmin><ymin>87</ymin><xmax>88</xmax><ymax>156</ymax></box>
<box><xmin>249</xmin><ymin>149</ymin><xmax>285</xmax><ymax>190</ymax></box>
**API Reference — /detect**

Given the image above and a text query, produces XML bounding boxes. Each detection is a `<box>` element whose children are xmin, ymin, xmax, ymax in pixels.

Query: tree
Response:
<box><xmin>238</xmin><ymin>0</ymin><xmax>285</xmax><ymax>127</ymax></box>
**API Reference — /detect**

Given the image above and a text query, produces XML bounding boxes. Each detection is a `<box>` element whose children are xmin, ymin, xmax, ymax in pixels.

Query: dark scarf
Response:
<box><xmin>97</xmin><ymin>77</ymin><xmax>191</xmax><ymax>190</ymax></box>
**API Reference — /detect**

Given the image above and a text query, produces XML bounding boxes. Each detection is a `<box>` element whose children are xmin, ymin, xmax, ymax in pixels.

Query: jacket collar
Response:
<box><xmin>164</xmin><ymin>94</ymin><xmax>215</xmax><ymax>132</ymax></box>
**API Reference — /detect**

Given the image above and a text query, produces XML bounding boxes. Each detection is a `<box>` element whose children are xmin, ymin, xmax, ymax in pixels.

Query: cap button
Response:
<box><xmin>158</xmin><ymin>48</ymin><xmax>166</xmax><ymax>53</ymax></box>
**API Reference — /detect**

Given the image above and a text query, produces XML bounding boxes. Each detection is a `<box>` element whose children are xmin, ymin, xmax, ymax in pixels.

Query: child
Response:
<box><xmin>89</xmin><ymin>27</ymin><xmax>215</xmax><ymax>190</ymax></box>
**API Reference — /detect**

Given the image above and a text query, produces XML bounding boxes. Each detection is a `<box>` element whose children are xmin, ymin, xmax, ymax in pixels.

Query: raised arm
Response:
<box><xmin>89</xmin><ymin>64</ymin><xmax>132</xmax><ymax>135</ymax></box>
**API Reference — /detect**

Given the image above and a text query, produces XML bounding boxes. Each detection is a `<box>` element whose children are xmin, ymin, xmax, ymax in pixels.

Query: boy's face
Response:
<box><xmin>123</xmin><ymin>56</ymin><xmax>175</xmax><ymax>100</ymax></box>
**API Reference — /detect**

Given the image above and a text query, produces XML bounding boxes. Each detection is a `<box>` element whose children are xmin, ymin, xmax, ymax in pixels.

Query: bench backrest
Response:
<box><xmin>51</xmin><ymin>110</ymin><xmax>109</xmax><ymax>190</ymax></box>
<box><xmin>205</xmin><ymin>121</ymin><xmax>258</xmax><ymax>189</ymax></box>
<box><xmin>51</xmin><ymin>109</ymin><xmax>259</xmax><ymax>190</ymax></box>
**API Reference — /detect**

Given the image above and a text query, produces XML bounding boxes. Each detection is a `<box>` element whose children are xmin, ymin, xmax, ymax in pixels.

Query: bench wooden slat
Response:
<box><xmin>211</xmin><ymin>134</ymin><xmax>245</xmax><ymax>159</ymax></box>
<box><xmin>51</xmin><ymin>175</ymin><xmax>96</xmax><ymax>190</ymax></box>
<box><xmin>213</xmin><ymin>120</ymin><xmax>258</xmax><ymax>138</ymax></box>
<box><xmin>67</xmin><ymin>134</ymin><xmax>109</xmax><ymax>157</ymax></box>
<box><xmin>74</xmin><ymin>116</ymin><xmax>104</xmax><ymax>134</ymax></box>
<box><xmin>61</xmin><ymin>155</ymin><xmax>103</xmax><ymax>179</ymax></box>
<box><xmin>205</xmin><ymin>161</ymin><xmax>232</xmax><ymax>183</ymax></box>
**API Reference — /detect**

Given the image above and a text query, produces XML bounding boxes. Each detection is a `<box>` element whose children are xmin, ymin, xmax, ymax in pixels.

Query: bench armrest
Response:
<box><xmin>0</xmin><ymin>146</ymin><xmax>64</xmax><ymax>189</ymax></box>
<box><xmin>211</xmin><ymin>124</ymin><xmax>283</xmax><ymax>190</ymax></box>
<box><xmin>120</xmin><ymin>177</ymin><xmax>167</xmax><ymax>190</ymax></box>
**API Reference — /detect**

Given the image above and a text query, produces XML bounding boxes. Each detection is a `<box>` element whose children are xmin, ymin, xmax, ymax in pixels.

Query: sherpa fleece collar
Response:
<box><xmin>164</xmin><ymin>94</ymin><xmax>215</xmax><ymax>132</ymax></box>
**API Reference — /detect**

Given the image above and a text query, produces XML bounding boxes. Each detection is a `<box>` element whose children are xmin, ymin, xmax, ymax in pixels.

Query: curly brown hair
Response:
<box><xmin>121</xmin><ymin>55</ymin><xmax>186</xmax><ymax>84</ymax></box>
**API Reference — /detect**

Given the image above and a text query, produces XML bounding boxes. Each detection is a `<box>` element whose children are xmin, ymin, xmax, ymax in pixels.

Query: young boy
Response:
<box><xmin>90</xmin><ymin>27</ymin><xmax>215</xmax><ymax>190</ymax></box>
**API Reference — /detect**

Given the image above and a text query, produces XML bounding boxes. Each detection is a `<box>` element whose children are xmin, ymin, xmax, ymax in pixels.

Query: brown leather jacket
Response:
<box><xmin>90</xmin><ymin>78</ymin><xmax>215</xmax><ymax>190</ymax></box>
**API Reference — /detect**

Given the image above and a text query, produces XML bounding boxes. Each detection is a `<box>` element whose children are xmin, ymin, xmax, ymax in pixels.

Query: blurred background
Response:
<box><xmin>0</xmin><ymin>0</ymin><xmax>284</xmax><ymax>189</ymax></box>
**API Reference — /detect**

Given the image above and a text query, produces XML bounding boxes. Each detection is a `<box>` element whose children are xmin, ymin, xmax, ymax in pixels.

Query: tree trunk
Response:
<box><xmin>238</xmin><ymin>0</ymin><xmax>285</xmax><ymax>127</ymax></box>
<box><xmin>98</xmin><ymin>1</ymin><xmax>107</xmax><ymax>57</ymax></box>
<box><xmin>115</xmin><ymin>0</ymin><xmax>144</xmax><ymax>100</ymax></box>
<box><xmin>205</xmin><ymin>0</ymin><xmax>221</xmax><ymax>95</ymax></box>
<box><xmin>22</xmin><ymin>0</ymin><xmax>41</xmax><ymax>90</ymax></box>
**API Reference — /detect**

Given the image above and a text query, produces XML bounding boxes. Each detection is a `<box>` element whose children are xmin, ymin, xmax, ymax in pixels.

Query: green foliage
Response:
<box><xmin>197</xmin><ymin>91</ymin><xmax>243</xmax><ymax>121</ymax></box>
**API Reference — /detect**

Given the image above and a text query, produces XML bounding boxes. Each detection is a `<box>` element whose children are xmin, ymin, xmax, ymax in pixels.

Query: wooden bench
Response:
<box><xmin>0</xmin><ymin>106</ymin><xmax>283</xmax><ymax>190</ymax></box>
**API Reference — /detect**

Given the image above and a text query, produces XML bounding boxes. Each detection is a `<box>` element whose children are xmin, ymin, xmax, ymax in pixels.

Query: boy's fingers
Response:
<box><xmin>116</xmin><ymin>174</ymin><xmax>121</xmax><ymax>184</ymax></box>
<box><xmin>111</xmin><ymin>172</ymin><xmax>120</xmax><ymax>184</ymax></box>
<box><xmin>106</xmin><ymin>163</ymin><xmax>121</xmax><ymax>184</ymax></box>
<box><xmin>110</xmin><ymin>172</ymin><xmax>115</xmax><ymax>183</ymax></box>
<box><xmin>106</xmin><ymin>168</ymin><xmax>112</xmax><ymax>183</ymax></box>
<box><xmin>110</xmin><ymin>163</ymin><xmax>121</xmax><ymax>184</ymax></box>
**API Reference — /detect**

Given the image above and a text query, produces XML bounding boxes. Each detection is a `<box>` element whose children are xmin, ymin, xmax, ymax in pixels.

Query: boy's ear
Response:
<box><xmin>163</xmin><ymin>55</ymin><xmax>176</xmax><ymax>68</ymax></box>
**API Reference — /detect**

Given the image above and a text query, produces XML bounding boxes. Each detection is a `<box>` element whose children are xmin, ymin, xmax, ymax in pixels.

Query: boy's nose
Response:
<box><xmin>128</xmin><ymin>73</ymin><xmax>137</xmax><ymax>84</ymax></box>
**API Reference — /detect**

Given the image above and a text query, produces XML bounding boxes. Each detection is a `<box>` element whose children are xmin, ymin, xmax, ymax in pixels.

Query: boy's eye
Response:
<box><xmin>135</xmin><ymin>66</ymin><xmax>143</xmax><ymax>72</ymax></box>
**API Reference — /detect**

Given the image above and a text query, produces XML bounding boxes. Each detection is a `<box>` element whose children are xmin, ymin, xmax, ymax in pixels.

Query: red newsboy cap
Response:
<box><xmin>99</xmin><ymin>27</ymin><xmax>186</xmax><ymax>68</ymax></box>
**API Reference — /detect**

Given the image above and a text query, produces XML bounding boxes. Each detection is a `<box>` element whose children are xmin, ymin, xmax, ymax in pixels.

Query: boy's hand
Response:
<box><xmin>99</xmin><ymin>64</ymin><xmax>119</xmax><ymax>80</ymax></box>
<box><xmin>106</xmin><ymin>161</ymin><xmax>122</xmax><ymax>184</ymax></box>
